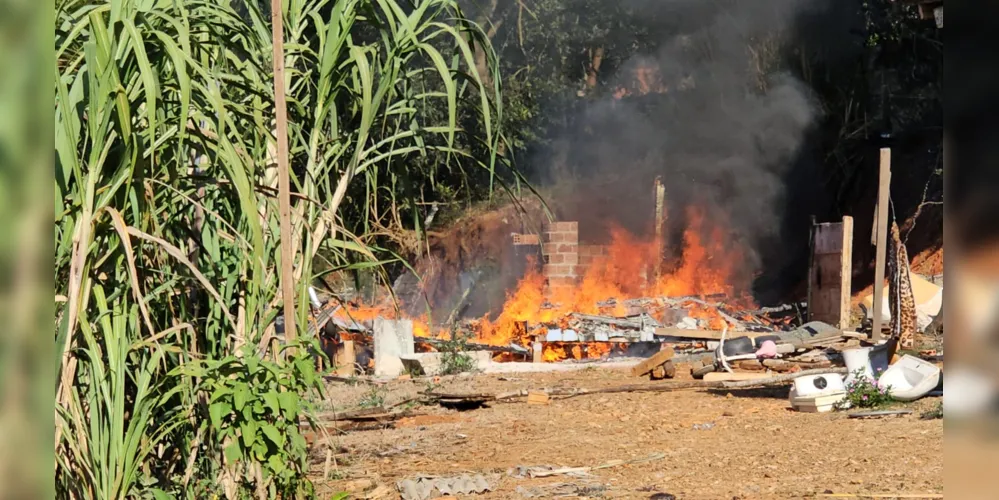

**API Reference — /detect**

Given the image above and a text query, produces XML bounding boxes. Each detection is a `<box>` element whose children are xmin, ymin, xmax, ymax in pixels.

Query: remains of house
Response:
<box><xmin>306</xmin><ymin>154</ymin><xmax>942</xmax><ymax>432</ymax></box>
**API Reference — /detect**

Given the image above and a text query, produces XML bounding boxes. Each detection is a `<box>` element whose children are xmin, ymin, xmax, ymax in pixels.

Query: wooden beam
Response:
<box><xmin>872</xmin><ymin>148</ymin><xmax>892</xmax><ymax>341</ymax></box>
<box><xmin>272</xmin><ymin>0</ymin><xmax>297</xmax><ymax>345</ymax></box>
<box><xmin>840</xmin><ymin>216</ymin><xmax>854</xmax><ymax>328</ymax></box>
<box><xmin>655</xmin><ymin>327</ymin><xmax>762</xmax><ymax>340</ymax></box>
<box><xmin>654</xmin><ymin>176</ymin><xmax>666</xmax><ymax>279</ymax></box>
<box><xmin>630</xmin><ymin>346</ymin><xmax>675</xmax><ymax>377</ymax></box>
<box><xmin>334</xmin><ymin>340</ymin><xmax>356</xmax><ymax>376</ymax></box>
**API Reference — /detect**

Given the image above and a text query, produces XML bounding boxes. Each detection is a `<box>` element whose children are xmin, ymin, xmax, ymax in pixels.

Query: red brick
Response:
<box><xmin>543</xmin><ymin>264</ymin><xmax>571</xmax><ymax>277</ymax></box>
<box><xmin>548</xmin><ymin>232</ymin><xmax>564</xmax><ymax>243</ymax></box>
<box><xmin>550</xmin><ymin>253</ymin><xmax>565</xmax><ymax>264</ymax></box>
<box><xmin>562</xmin><ymin>253</ymin><xmax>578</xmax><ymax>265</ymax></box>
<box><xmin>553</xmin><ymin>221</ymin><xmax>578</xmax><ymax>232</ymax></box>
<box><xmin>547</xmin><ymin>277</ymin><xmax>577</xmax><ymax>288</ymax></box>
<box><xmin>556</xmin><ymin>243</ymin><xmax>578</xmax><ymax>254</ymax></box>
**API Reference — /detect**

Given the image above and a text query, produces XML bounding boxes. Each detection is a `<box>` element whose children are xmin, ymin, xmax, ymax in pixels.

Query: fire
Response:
<box><xmin>326</xmin><ymin>205</ymin><xmax>752</xmax><ymax>364</ymax></box>
<box><xmin>474</xmin><ymin>206</ymin><xmax>751</xmax><ymax>359</ymax></box>
<box><xmin>613</xmin><ymin>63</ymin><xmax>668</xmax><ymax>99</ymax></box>
<box><xmin>541</xmin><ymin>342</ymin><xmax>616</xmax><ymax>362</ymax></box>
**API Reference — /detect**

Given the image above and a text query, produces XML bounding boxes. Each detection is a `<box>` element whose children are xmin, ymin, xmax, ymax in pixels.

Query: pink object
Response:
<box><xmin>755</xmin><ymin>340</ymin><xmax>778</xmax><ymax>359</ymax></box>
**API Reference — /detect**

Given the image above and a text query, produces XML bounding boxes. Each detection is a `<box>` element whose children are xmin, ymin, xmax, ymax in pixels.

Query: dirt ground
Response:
<box><xmin>309</xmin><ymin>364</ymin><xmax>943</xmax><ymax>499</ymax></box>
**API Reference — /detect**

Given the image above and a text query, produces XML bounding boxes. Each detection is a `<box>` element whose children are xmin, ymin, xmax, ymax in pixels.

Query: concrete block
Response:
<box><xmin>374</xmin><ymin>317</ymin><xmax>414</xmax><ymax>377</ymax></box>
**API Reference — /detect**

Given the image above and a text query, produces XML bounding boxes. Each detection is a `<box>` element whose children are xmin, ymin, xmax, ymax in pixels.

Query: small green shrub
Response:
<box><xmin>438</xmin><ymin>329</ymin><xmax>477</xmax><ymax>375</ymax></box>
<box><xmin>836</xmin><ymin>369</ymin><xmax>895</xmax><ymax>410</ymax></box>
<box><xmin>358</xmin><ymin>387</ymin><xmax>385</xmax><ymax>408</ymax></box>
<box><xmin>180</xmin><ymin>344</ymin><xmax>323</xmax><ymax>499</ymax></box>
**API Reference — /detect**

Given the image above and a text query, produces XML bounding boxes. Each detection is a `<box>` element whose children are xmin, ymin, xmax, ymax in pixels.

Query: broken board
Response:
<box><xmin>631</xmin><ymin>346</ymin><xmax>675</xmax><ymax>377</ymax></box>
<box><xmin>655</xmin><ymin>327</ymin><xmax>763</xmax><ymax>341</ymax></box>
<box><xmin>702</xmin><ymin>371</ymin><xmax>774</xmax><ymax>382</ymax></box>
<box><xmin>527</xmin><ymin>391</ymin><xmax>550</xmax><ymax>405</ymax></box>
<box><xmin>333</xmin><ymin>340</ymin><xmax>356</xmax><ymax>376</ymax></box>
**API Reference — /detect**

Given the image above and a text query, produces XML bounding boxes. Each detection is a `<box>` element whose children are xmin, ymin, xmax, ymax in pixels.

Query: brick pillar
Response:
<box><xmin>577</xmin><ymin>244</ymin><xmax>609</xmax><ymax>276</ymax></box>
<box><xmin>542</xmin><ymin>221</ymin><xmax>578</xmax><ymax>297</ymax></box>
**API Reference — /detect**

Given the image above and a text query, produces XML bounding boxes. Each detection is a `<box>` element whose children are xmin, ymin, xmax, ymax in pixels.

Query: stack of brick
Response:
<box><xmin>578</xmin><ymin>244</ymin><xmax>609</xmax><ymax>275</ymax></box>
<box><xmin>542</xmin><ymin>221</ymin><xmax>578</xmax><ymax>296</ymax></box>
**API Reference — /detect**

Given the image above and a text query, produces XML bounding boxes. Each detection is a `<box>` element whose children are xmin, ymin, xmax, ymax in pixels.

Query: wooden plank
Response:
<box><xmin>527</xmin><ymin>391</ymin><xmax>550</xmax><ymax>405</ymax></box>
<box><xmin>654</xmin><ymin>176</ymin><xmax>666</xmax><ymax>280</ymax></box>
<box><xmin>334</xmin><ymin>340</ymin><xmax>356</xmax><ymax>376</ymax></box>
<box><xmin>272</xmin><ymin>0</ymin><xmax>297</xmax><ymax>349</ymax></box>
<box><xmin>703</xmin><ymin>371</ymin><xmax>774</xmax><ymax>382</ymax></box>
<box><xmin>630</xmin><ymin>346</ymin><xmax>675</xmax><ymax>377</ymax></box>
<box><xmin>839</xmin><ymin>216</ymin><xmax>854</xmax><ymax>329</ymax></box>
<box><xmin>655</xmin><ymin>327</ymin><xmax>762</xmax><ymax>340</ymax></box>
<box><xmin>532</xmin><ymin>341</ymin><xmax>543</xmax><ymax>363</ymax></box>
<box><xmin>808</xmin><ymin>217</ymin><xmax>852</xmax><ymax>328</ymax></box>
<box><xmin>872</xmin><ymin>148</ymin><xmax>892</xmax><ymax>341</ymax></box>
<box><xmin>814</xmin><ymin>223</ymin><xmax>845</xmax><ymax>254</ymax></box>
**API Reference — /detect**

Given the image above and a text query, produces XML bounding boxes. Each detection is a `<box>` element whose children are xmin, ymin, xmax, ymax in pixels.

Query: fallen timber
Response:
<box><xmin>423</xmin><ymin>368</ymin><xmax>849</xmax><ymax>404</ymax></box>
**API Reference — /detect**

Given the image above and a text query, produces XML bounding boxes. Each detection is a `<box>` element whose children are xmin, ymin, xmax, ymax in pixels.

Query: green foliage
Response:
<box><xmin>181</xmin><ymin>345</ymin><xmax>323</xmax><ymax>498</ymax></box>
<box><xmin>358</xmin><ymin>387</ymin><xmax>386</xmax><ymax>408</ymax></box>
<box><xmin>836</xmin><ymin>369</ymin><xmax>895</xmax><ymax>410</ymax></box>
<box><xmin>54</xmin><ymin>0</ymin><xmax>509</xmax><ymax>497</ymax></box>
<box><xmin>438</xmin><ymin>328</ymin><xmax>477</xmax><ymax>375</ymax></box>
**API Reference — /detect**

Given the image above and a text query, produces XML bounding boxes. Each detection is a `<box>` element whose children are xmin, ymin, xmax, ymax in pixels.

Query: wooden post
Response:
<box><xmin>839</xmin><ymin>216</ymin><xmax>854</xmax><ymax>329</ymax></box>
<box><xmin>334</xmin><ymin>340</ymin><xmax>356</xmax><ymax>376</ymax></box>
<box><xmin>653</xmin><ymin>176</ymin><xmax>666</xmax><ymax>280</ymax></box>
<box><xmin>532</xmin><ymin>341</ymin><xmax>543</xmax><ymax>363</ymax></box>
<box><xmin>871</xmin><ymin>148</ymin><xmax>892</xmax><ymax>341</ymax></box>
<box><xmin>272</xmin><ymin>0</ymin><xmax>297</xmax><ymax>345</ymax></box>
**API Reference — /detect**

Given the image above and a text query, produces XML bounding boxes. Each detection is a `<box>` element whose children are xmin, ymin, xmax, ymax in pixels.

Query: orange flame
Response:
<box><xmin>325</xmin><ymin>205</ymin><xmax>752</xmax><ymax>363</ymax></box>
<box><xmin>472</xmin><ymin>206</ymin><xmax>752</xmax><ymax>359</ymax></box>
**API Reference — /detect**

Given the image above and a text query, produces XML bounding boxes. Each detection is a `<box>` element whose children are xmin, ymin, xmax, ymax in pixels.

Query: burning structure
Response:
<box><xmin>309</xmin><ymin>0</ymin><xmax>881</xmax><ymax>371</ymax></box>
<box><xmin>311</xmin><ymin>182</ymin><xmax>807</xmax><ymax>370</ymax></box>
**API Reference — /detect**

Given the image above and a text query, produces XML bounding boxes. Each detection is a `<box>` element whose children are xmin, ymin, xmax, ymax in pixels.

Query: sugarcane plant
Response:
<box><xmin>54</xmin><ymin>0</ymin><xmax>508</xmax><ymax>497</ymax></box>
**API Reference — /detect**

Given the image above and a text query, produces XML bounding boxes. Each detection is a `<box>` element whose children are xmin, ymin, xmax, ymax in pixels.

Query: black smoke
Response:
<box><xmin>538</xmin><ymin>0</ymin><xmax>849</xmax><ymax>301</ymax></box>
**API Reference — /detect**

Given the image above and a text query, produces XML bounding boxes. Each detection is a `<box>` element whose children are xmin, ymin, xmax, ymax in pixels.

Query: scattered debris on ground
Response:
<box><xmin>310</xmin><ymin>367</ymin><xmax>942</xmax><ymax>499</ymax></box>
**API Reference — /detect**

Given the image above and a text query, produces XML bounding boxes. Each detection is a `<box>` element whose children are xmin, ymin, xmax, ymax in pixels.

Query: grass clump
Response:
<box><xmin>438</xmin><ymin>328</ymin><xmax>478</xmax><ymax>376</ymax></box>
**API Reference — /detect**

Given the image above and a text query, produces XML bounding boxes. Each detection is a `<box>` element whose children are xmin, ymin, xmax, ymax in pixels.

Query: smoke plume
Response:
<box><xmin>542</xmin><ymin>0</ymin><xmax>831</xmax><ymax>298</ymax></box>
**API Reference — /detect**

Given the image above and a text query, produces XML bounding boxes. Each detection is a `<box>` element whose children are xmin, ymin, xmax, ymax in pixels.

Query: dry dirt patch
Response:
<box><xmin>311</xmin><ymin>367</ymin><xmax>942</xmax><ymax>499</ymax></box>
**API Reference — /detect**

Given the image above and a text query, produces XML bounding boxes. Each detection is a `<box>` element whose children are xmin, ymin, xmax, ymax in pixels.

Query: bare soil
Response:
<box><xmin>310</xmin><ymin>366</ymin><xmax>942</xmax><ymax>499</ymax></box>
